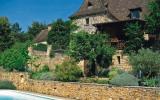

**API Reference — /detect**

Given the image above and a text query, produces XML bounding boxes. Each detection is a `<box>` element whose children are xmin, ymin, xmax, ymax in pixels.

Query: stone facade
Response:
<box><xmin>74</xmin><ymin>14</ymin><xmax>113</xmax><ymax>33</ymax></box>
<box><xmin>111</xmin><ymin>50</ymin><xmax>132</xmax><ymax>71</ymax></box>
<box><xmin>0</xmin><ymin>72</ymin><xmax>160</xmax><ymax>100</ymax></box>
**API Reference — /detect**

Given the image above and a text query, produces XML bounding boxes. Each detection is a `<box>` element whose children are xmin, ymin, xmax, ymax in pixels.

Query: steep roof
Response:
<box><xmin>71</xmin><ymin>0</ymin><xmax>150</xmax><ymax>21</ymax></box>
<box><xmin>34</xmin><ymin>29</ymin><xmax>49</xmax><ymax>43</ymax></box>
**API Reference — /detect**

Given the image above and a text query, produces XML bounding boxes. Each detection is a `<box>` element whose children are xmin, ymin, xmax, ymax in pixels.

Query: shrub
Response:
<box><xmin>129</xmin><ymin>48</ymin><xmax>160</xmax><ymax>78</ymax></box>
<box><xmin>33</xmin><ymin>43</ymin><xmax>47</xmax><ymax>52</ymax></box>
<box><xmin>0</xmin><ymin>80</ymin><xmax>16</xmax><ymax>90</ymax></box>
<box><xmin>55</xmin><ymin>60</ymin><xmax>83</xmax><ymax>82</ymax></box>
<box><xmin>30</xmin><ymin>72</ymin><xmax>55</xmax><ymax>80</ymax></box>
<box><xmin>109</xmin><ymin>73</ymin><xmax>139</xmax><ymax>86</ymax></box>
<box><xmin>39</xmin><ymin>65</ymin><xmax>50</xmax><ymax>72</ymax></box>
<box><xmin>142</xmin><ymin>77</ymin><xmax>160</xmax><ymax>87</ymax></box>
<box><xmin>79</xmin><ymin>78</ymin><xmax>109</xmax><ymax>84</ymax></box>
<box><xmin>0</xmin><ymin>42</ymin><xmax>29</xmax><ymax>71</ymax></box>
<box><xmin>108</xmin><ymin>68</ymin><xmax>124</xmax><ymax>80</ymax></box>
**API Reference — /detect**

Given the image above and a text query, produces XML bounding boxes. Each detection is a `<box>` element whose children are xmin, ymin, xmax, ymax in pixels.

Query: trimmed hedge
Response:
<box><xmin>33</xmin><ymin>43</ymin><xmax>47</xmax><ymax>52</ymax></box>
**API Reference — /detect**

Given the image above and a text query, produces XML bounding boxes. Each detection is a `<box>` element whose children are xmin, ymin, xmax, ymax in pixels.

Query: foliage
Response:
<box><xmin>80</xmin><ymin>78</ymin><xmax>109</xmax><ymax>84</ymax></box>
<box><xmin>55</xmin><ymin>60</ymin><xmax>83</xmax><ymax>82</ymax></box>
<box><xmin>68</xmin><ymin>31</ymin><xmax>115</xmax><ymax>76</ymax></box>
<box><xmin>97</xmin><ymin>67</ymin><xmax>109</xmax><ymax>77</ymax></box>
<box><xmin>39</xmin><ymin>65</ymin><xmax>50</xmax><ymax>72</ymax></box>
<box><xmin>32</xmin><ymin>43</ymin><xmax>48</xmax><ymax>52</ymax></box>
<box><xmin>47</xmin><ymin>19</ymin><xmax>78</xmax><ymax>50</ymax></box>
<box><xmin>145</xmin><ymin>0</ymin><xmax>160</xmax><ymax>49</ymax></box>
<box><xmin>28</xmin><ymin>21</ymin><xmax>47</xmax><ymax>39</ymax></box>
<box><xmin>0</xmin><ymin>17</ymin><xmax>14</xmax><ymax>52</ymax></box>
<box><xmin>142</xmin><ymin>77</ymin><xmax>160</xmax><ymax>87</ymax></box>
<box><xmin>0</xmin><ymin>42</ymin><xmax>30</xmax><ymax>71</ymax></box>
<box><xmin>124</xmin><ymin>22</ymin><xmax>144</xmax><ymax>54</ymax></box>
<box><xmin>30</xmin><ymin>72</ymin><xmax>55</xmax><ymax>80</ymax></box>
<box><xmin>145</xmin><ymin>0</ymin><xmax>160</xmax><ymax>35</ymax></box>
<box><xmin>129</xmin><ymin>48</ymin><xmax>160</xmax><ymax>78</ymax></box>
<box><xmin>0</xmin><ymin>80</ymin><xmax>16</xmax><ymax>90</ymax></box>
<box><xmin>109</xmin><ymin>73</ymin><xmax>139</xmax><ymax>86</ymax></box>
<box><xmin>108</xmin><ymin>68</ymin><xmax>124</xmax><ymax>80</ymax></box>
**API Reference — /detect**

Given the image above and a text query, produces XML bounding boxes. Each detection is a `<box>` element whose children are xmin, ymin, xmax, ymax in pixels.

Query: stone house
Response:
<box><xmin>28</xmin><ymin>26</ymin><xmax>69</xmax><ymax>71</ymax></box>
<box><xmin>70</xmin><ymin>0</ymin><xmax>153</xmax><ymax>71</ymax></box>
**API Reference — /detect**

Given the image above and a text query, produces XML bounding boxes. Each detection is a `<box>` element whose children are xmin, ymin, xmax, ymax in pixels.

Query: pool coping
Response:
<box><xmin>0</xmin><ymin>90</ymin><xmax>73</xmax><ymax>100</ymax></box>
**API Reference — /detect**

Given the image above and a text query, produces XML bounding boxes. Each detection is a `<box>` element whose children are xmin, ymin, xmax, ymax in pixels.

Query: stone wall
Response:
<box><xmin>0</xmin><ymin>72</ymin><xmax>159</xmax><ymax>100</ymax></box>
<box><xmin>74</xmin><ymin>14</ymin><xmax>113</xmax><ymax>33</ymax></box>
<box><xmin>111</xmin><ymin>50</ymin><xmax>132</xmax><ymax>71</ymax></box>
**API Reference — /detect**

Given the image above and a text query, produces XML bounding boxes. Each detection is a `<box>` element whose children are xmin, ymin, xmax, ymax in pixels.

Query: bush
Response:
<box><xmin>30</xmin><ymin>72</ymin><xmax>55</xmax><ymax>80</ymax></box>
<box><xmin>142</xmin><ymin>77</ymin><xmax>160</xmax><ymax>87</ymax></box>
<box><xmin>0</xmin><ymin>42</ymin><xmax>29</xmax><ymax>71</ymax></box>
<box><xmin>55</xmin><ymin>60</ymin><xmax>83</xmax><ymax>82</ymax></box>
<box><xmin>0</xmin><ymin>80</ymin><xmax>16</xmax><ymax>90</ymax></box>
<box><xmin>129</xmin><ymin>48</ymin><xmax>160</xmax><ymax>78</ymax></box>
<box><xmin>108</xmin><ymin>68</ymin><xmax>123</xmax><ymax>80</ymax></box>
<box><xmin>33</xmin><ymin>43</ymin><xmax>47</xmax><ymax>52</ymax></box>
<box><xmin>109</xmin><ymin>73</ymin><xmax>139</xmax><ymax>86</ymax></box>
<box><xmin>80</xmin><ymin>78</ymin><xmax>109</xmax><ymax>84</ymax></box>
<box><xmin>39</xmin><ymin>65</ymin><xmax>50</xmax><ymax>72</ymax></box>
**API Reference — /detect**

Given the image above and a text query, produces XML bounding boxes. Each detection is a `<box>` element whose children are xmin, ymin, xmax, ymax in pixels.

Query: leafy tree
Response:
<box><xmin>129</xmin><ymin>48</ymin><xmax>160</xmax><ymax>78</ymax></box>
<box><xmin>47</xmin><ymin>19</ymin><xmax>77</xmax><ymax>50</ymax></box>
<box><xmin>145</xmin><ymin>0</ymin><xmax>160</xmax><ymax>49</ymax></box>
<box><xmin>11</xmin><ymin>22</ymin><xmax>22</xmax><ymax>34</ymax></box>
<box><xmin>68</xmin><ymin>31</ymin><xmax>115</xmax><ymax>76</ymax></box>
<box><xmin>28</xmin><ymin>21</ymin><xmax>47</xmax><ymax>40</ymax></box>
<box><xmin>124</xmin><ymin>22</ymin><xmax>144</xmax><ymax>54</ymax></box>
<box><xmin>11</xmin><ymin>22</ymin><xmax>29</xmax><ymax>42</ymax></box>
<box><xmin>0</xmin><ymin>42</ymin><xmax>30</xmax><ymax>71</ymax></box>
<box><xmin>0</xmin><ymin>17</ymin><xmax>14</xmax><ymax>52</ymax></box>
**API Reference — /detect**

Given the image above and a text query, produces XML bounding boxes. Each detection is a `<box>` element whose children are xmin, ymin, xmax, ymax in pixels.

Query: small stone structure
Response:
<box><xmin>0</xmin><ymin>72</ymin><xmax>159</xmax><ymax>100</ymax></box>
<box><xmin>111</xmin><ymin>50</ymin><xmax>132</xmax><ymax>71</ymax></box>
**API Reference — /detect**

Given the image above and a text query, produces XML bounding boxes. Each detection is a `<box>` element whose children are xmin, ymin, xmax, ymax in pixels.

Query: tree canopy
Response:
<box><xmin>68</xmin><ymin>31</ymin><xmax>115</xmax><ymax>76</ymax></box>
<box><xmin>0</xmin><ymin>17</ymin><xmax>14</xmax><ymax>52</ymax></box>
<box><xmin>28</xmin><ymin>21</ymin><xmax>47</xmax><ymax>40</ymax></box>
<box><xmin>47</xmin><ymin>19</ymin><xmax>77</xmax><ymax>50</ymax></box>
<box><xmin>124</xmin><ymin>22</ymin><xmax>144</xmax><ymax>54</ymax></box>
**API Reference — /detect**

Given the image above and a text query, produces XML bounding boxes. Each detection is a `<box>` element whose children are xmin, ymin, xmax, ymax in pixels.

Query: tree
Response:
<box><xmin>0</xmin><ymin>17</ymin><xmax>14</xmax><ymax>52</ymax></box>
<box><xmin>28</xmin><ymin>21</ymin><xmax>47</xmax><ymax>40</ymax></box>
<box><xmin>124</xmin><ymin>22</ymin><xmax>144</xmax><ymax>54</ymax></box>
<box><xmin>68</xmin><ymin>31</ymin><xmax>115</xmax><ymax>76</ymax></box>
<box><xmin>0</xmin><ymin>42</ymin><xmax>30</xmax><ymax>71</ymax></box>
<box><xmin>129</xmin><ymin>48</ymin><xmax>160</xmax><ymax>78</ymax></box>
<box><xmin>145</xmin><ymin>0</ymin><xmax>160</xmax><ymax>49</ymax></box>
<box><xmin>47</xmin><ymin>19</ymin><xmax>77</xmax><ymax>50</ymax></box>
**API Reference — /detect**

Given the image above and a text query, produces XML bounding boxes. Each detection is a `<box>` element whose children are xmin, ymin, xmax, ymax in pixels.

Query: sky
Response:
<box><xmin>0</xmin><ymin>0</ymin><xmax>83</xmax><ymax>31</ymax></box>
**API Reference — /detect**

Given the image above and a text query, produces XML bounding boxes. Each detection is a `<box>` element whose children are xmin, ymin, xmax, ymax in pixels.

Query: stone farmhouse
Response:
<box><xmin>29</xmin><ymin>0</ymin><xmax>154</xmax><ymax>71</ymax></box>
<box><xmin>70</xmin><ymin>0</ymin><xmax>154</xmax><ymax>71</ymax></box>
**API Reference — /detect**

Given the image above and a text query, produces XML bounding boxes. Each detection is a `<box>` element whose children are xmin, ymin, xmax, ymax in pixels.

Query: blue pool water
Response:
<box><xmin>0</xmin><ymin>90</ymin><xmax>64</xmax><ymax>100</ymax></box>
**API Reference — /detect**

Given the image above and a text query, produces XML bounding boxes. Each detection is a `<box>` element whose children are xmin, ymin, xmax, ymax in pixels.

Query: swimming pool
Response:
<box><xmin>0</xmin><ymin>90</ymin><xmax>66</xmax><ymax>100</ymax></box>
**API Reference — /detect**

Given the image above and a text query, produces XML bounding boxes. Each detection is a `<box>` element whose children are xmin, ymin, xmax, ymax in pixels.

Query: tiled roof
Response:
<box><xmin>34</xmin><ymin>29</ymin><xmax>49</xmax><ymax>43</ymax></box>
<box><xmin>71</xmin><ymin>0</ymin><xmax>150</xmax><ymax>21</ymax></box>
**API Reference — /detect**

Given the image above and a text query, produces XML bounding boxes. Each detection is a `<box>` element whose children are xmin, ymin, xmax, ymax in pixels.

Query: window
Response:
<box><xmin>117</xmin><ymin>56</ymin><xmax>121</xmax><ymax>64</ymax></box>
<box><xmin>130</xmin><ymin>8</ymin><xmax>141</xmax><ymax>19</ymax></box>
<box><xmin>88</xmin><ymin>2</ymin><xmax>93</xmax><ymax>9</ymax></box>
<box><xmin>86</xmin><ymin>18</ymin><xmax>89</xmax><ymax>25</ymax></box>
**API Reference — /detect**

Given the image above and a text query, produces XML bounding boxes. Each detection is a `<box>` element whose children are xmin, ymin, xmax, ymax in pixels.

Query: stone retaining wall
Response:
<box><xmin>0</xmin><ymin>72</ymin><xmax>159</xmax><ymax>100</ymax></box>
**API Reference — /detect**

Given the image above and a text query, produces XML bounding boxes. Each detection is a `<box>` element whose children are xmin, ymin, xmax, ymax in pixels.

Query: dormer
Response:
<box><xmin>129</xmin><ymin>8</ymin><xmax>142</xmax><ymax>19</ymax></box>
